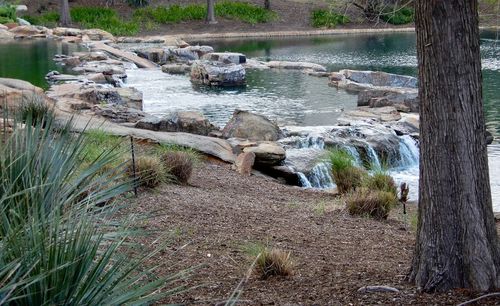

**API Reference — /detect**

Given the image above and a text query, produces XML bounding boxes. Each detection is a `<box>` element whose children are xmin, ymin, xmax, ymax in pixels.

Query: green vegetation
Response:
<box><xmin>135</xmin><ymin>2</ymin><xmax>275</xmax><ymax>25</ymax></box>
<box><xmin>128</xmin><ymin>155</ymin><xmax>166</xmax><ymax>188</ymax></box>
<box><xmin>346</xmin><ymin>187</ymin><xmax>398</xmax><ymax>220</ymax></box>
<box><xmin>381</xmin><ymin>7</ymin><xmax>414</xmax><ymax>25</ymax></box>
<box><xmin>126</xmin><ymin>0</ymin><xmax>150</xmax><ymax>8</ymax></box>
<box><xmin>71</xmin><ymin>6</ymin><xmax>139</xmax><ymax>36</ymax></box>
<box><xmin>0</xmin><ymin>4</ymin><xmax>16</xmax><ymax>24</ymax></box>
<box><xmin>0</xmin><ymin>114</ymin><xmax>189</xmax><ymax>304</ymax></box>
<box><xmin>311</xmin><ymin>9</ymin><xmax>349</xmax><ymax>28</ymax></box>
<box><xmin>19</xmin><ymin>95</ymin><xmax>52</xmax><ymax>126</ymax></box>
<box><xmin>22</xmin><ymin>11</ymin><xmax>60</xmax><ymax>27</ymax></box>
<box><xmin>329</xmin><ymin>149</ymin><xmax>366</xmax><ymax>194</ymax></box>
<box><xmin>362</xmin><ymin>170</ymin><xmax>398</xmax><ymax>196</ymax></box>
<box><xmin>242</xmin><ymin>242</ymin><xmax>293</xmax><ymax>279</ymax></box>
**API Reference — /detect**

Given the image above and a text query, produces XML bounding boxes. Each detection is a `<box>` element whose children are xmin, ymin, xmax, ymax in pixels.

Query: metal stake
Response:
<box><xmin>130</xmin><ymin>136</ymin><xmax>138</xmax><ymax>197</ymax></box>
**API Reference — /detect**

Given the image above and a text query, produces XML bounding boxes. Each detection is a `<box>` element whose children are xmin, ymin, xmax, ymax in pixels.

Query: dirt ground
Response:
<box><xmin>127</xmin><ymin>159</ymin><xmax>500</xmax><ymax>305</ymax></box>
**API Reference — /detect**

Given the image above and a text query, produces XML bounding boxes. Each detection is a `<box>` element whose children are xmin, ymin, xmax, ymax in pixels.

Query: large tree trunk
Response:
<box><xmin>409</xmin><ymin>0</ymin><xmax>500</xmax><ymax>292</ymax></box>
<box><xmin>206</xmin><ymin>0</ymin><xmax>217</xmax><ymax>24</ymax></box>
<box><xmin>59</xmin><ymin>0</ymin><xmax>71</xmax><ymax>26</ymax></box>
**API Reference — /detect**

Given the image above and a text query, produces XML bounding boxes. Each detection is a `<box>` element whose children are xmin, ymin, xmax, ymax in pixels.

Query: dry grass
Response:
<box><xmin>255</xmin><ymin>247</ymin><xmax>294</xmax><ymax>279</ymax></box>
<box><xmin>161</xmin><ymin>151</ymin><xmax>194</xmax><ymax>185</ymax></box>
<box><xmin>346</xmin><ymin>187</ymin><xmax>398</xmax><ymax>220</ymax></box>
<box><xmin>127</xmin><ymin>155</ymin><xmax>165</xmax><ymax>188</ymax></box>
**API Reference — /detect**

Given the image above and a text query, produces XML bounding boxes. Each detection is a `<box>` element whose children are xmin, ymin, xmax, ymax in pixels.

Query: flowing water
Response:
<box><xmin>0</xmin><ymin>33</ymin><xmax>498</xmax><ymax>210</ymax></box>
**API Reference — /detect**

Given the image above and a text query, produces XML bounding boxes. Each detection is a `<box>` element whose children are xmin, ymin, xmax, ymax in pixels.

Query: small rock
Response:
<box><xmin>16</xmin><ymin>18</ymin><xmax>30</xmax><ymax>26</ymax></box>
<box><xmin>266</xmin><ymin>60</ymin><xmax>327</xmax><ymax>72</ymax></box>
<box><xmin>243</xmin><ymin>142</ymin><xmax>286</xmax><ymax>166</ymax></box>
<box><xmin>357</xmin><ymin>286</ymin><xmax>400</xmax><ymax>293</ymax></box>
<box><xmin>162</xmin><ymin>63</ymin><xmax>191</xmax><ymax>74</ymax></box>
<box><xmin>202</xmin><ymin>52</ymin><xmax>246</xmax><ymax>64</ymax></box>
<box><xmin>190</xmin><ymin>60</ymin><xmax>246</xmax><ymax>87</ymax></box>
<box><xmin>233</xmin><ymin>152</ymin><xmax>256</xmax><ymax>176</ymax></box>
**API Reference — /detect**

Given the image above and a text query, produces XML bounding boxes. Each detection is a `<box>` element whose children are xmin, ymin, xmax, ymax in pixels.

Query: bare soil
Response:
<box><xmin>127</xmin><ymin>158</ymin><xmax>500</xmax><ymax>305</ymax></box>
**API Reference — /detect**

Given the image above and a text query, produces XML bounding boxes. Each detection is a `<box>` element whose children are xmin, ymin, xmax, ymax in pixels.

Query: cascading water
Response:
<box><xmin>397</xmin><ymin>135</ymin><xmax>419</xmax><ymax>168</ymax></box>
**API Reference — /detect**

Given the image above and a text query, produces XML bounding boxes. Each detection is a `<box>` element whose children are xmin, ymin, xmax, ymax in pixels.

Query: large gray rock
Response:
<box><xmin>0</xmin><ymin>29</ymin><xmax>14</xmax><ymax>39</ymax></box>
<box><xmin>53</xmin><ymin>27</ymin><xmax>82</xmax><ymax>37</ymax></box>
<box><xmin>202</xmin><ymin>52</ymin><xmax>246</xmax><ymax>64</ymax></box>
<box><xmin>358</xmin><ymin>88</ymin><xmax>419</xmax><ymax>113</ymax></box>
<box><xmin>135</xmin><ymin>111</ymin><xmax>219</xmax><ymax>136</ymax></box>
<box><xmin>161</xmin><ymin>63</ymin><xmax>191</xmax><ymax>74</ymax></box>
<box><xmin>190</xmin><ymin>60</ymin><xmax>246</xmax><ymax>87</ymax></box>
<box><xmin>222</xmin><ymin>110</ymin><xmax>282</xmax><ymax>141</ymax></box>
<box><xmin>0</xmin><ymin>78</ymin><xmax>46</xmax><ymax>111</ymax></box>
<box><xmin>340</xmin><ymin>106</ymin><xmax>402</xmax><ymax>123</ymax></box>
<box><xmin>93</xmin><ymin>104</ymin><xmax>150</xmax><ymax>123</ymax></box>
<box><xmin>9</xmin><ymin>25</ymin><xmax>51</xmax><ymax>37</ymax></box>
<box><xmin>242</xmin><ymin>142</ymin><xmax>286</xmax><ymax>166</ymax></box>
<box><xmin>341</xmin><ymin>69</ymin><xmax>417</xmax><ymax>88</ymax></box>
<box><xmin>266</xmin><ymin>61</ymin><xmax>327</xmax><ymax>72</ymax></box>
<box><xmin>72</xmin><ymin>60</ymin><xmax>126</xmax><ymax>75</ymax></box>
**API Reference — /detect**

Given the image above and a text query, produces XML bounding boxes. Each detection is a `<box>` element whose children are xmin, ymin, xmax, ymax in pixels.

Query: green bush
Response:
<box><xmin>346</xmin><ymin>187</ymin><xmax>398</xmax><ymax>220</ymax></box>
<box><xmin>381</xmin><ymin>7</ymin><xmax>414</xmax><ymax>25</ymax></box>
<box><xmin>0</xmin><ymin>115</ymin><xmax>189</xmax><ymax>304</ymax></box>
<box><xmin>71</xmin><ymin>6</ymin><xmax>139</xmax><ymax>36</ymax></box>
<box><xmin>0</xmin><ymin>5</ymin><xmax>16</xmax><ymax>24</ymax></box>
<box><xmin>362</xmin><ymin>171</ymin><xmax>398</xmax><ymax>196</ymax></box>
<box><xmin>311</xmin><ymin>9</ymin><xmax>349</xmax><ymax>28</ymax></box>
<box><xmin>23</xmin><ymin>11</ymin><xmax>60</xmax><ymax>26</ymax></box>
<box><xmin>134</xmin><ymin>4</ymin><xmax>205</xmax><ymax>23</ymax></box>
<box><xmin>216</xmin><ymin>1</ymin><xmax>276</xmax><ymax>24</ymax></box>
<box><xmin>134</xmin><ymin>1</ymin><xmax>275</xmax><ymax>25</ymax></box>
<box><xmin>329</xmin><ymin>149</ymin><xmax>367</xmax><ymax>193</ymax></box>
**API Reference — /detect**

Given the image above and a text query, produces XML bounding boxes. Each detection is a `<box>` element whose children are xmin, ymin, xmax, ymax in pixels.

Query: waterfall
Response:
<box><xmin>297</xmin><ymin>172</ymin><xmax>313</xmax><ymax>188</ymax></box>
<box><xmin>341</xmin><ymin>145</ymin><xmax>362</xmax><ymax>166</ymax></box>
<box><xmin>365</xmin><ymin>145</ymin><xmax>382</xmax><ymax>169</ymax></box>
<box><xmin>298</xmin><ymin>162</ymin><xmax>335</xmax><ymax>189</ymax></box>
<box><xmin>397</xmin><ymin>135</ymin><xmax>419</xmax><ymax>168</ymax></box>
<box><xmin>299</xmin><ymin>135</ymin><xmax>324</xmax><ymax>149</ymax></box>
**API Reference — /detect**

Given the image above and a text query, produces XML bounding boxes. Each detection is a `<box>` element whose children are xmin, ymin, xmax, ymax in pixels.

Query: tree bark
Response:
<box><xmin>59</xmin><ymin>0</ymin><xmax>71</xmax><ymax>26</ymax></box>
<box><xmin>264</xmin><ymin>0</ymin><xmax>270</xmax><ymax>10</ymax></box>
<box><xmin>409</xmin><ymin>0</ymin><xmax>500</xmax><ymax>292</ymax></box>
<box><xmin>206</xmin><ymin>0</ymin><xmax>217</xmax><ymax>24</ymax></box>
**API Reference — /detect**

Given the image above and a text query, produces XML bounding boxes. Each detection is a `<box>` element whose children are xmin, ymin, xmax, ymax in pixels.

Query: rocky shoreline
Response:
<box><xmin>1</xmin><ymin>23</ymin><xmax>494</xmax><ymax>190</ymax></box>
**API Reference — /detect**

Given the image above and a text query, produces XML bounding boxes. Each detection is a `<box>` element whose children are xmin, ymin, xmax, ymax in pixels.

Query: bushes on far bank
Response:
<box><xmin>0</xmin><ymin>4</ymin><xmax>16</xmax><ymax>24</ymax></box>
<box><xmin>311</xmin><ymin>9</ymin><xmax>349</xmax><ymax>28</ymax></box>
<box><xmin>380</xmin><ymin>7</ymin><xmax>414</xmax><ymax>25</ymax></box>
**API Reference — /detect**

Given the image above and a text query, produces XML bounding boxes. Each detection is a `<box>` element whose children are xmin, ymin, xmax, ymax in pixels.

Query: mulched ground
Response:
<box><xmin>127</xmin><ymin>158</ymin><xmax>500</xmax><ymax>305</ymax></box>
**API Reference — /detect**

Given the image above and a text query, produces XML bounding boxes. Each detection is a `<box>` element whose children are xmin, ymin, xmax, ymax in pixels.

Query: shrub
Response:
<box><xmin>134</xmin><ymin>5</ymin><xmax>206</xmax><ymax>23</ymax></box>
<box><xmin>71</xmin><ymin>7</ymin><xmax>139</xmax><ymax>36</ymax></box>
<box><xmin>362</xmin><ymin>171</ymin><xmax>398</xmax><ymax>196</ymax></box>
<box><xmin>346</xmin><ymin>187</ymin><xmax>398</xmax><ymax>220</ymax></box>
<box><xmin>18</xmin><ymin>95</ymin><xmax>53</xmax><ymax>126</ymax></box>
<box><xmin>0</xmin><ymin>115</ymin><xmax>188</xmax><ymax>304</ymax></box>
<box><xmin>255</xmin><ymin>247</ymin><xmax>294</xmax><ymax>279</ymax></box>
<box><xmin>216</xmin><ymin>1</ymin><xmax>276</xmax><ymax>24</ymax></box>
<box><xmin>161</xmin><ymin>151</ymin><xmax>194</xmax><ymax>184</ymax></box>
<box><xmin>0</xmin><ymin>5</ymin><xmax>16</xmax><ymax>23</ymax></box>
<box><xmin>329</xmin><ymin>149</ymin><xmax>367</xmax><ymax>193</ymax></box>
<box><xmin>128</xmin><ymin>155</ymin><xmax>165</xmax><ymax>188</ymax></box>
<box><xmin>381</xmin><ymin>7</ymin><xmax>414</xmax><ymax>25</ymax></box>
<box><xmin>311</xmin><ymin>9</ymin><xmax>349</xmax><ymax>28</ymax></box>
<box><xmin>23</xmin><ymin>11</ymin><xmax>60</xmax><ymax>26</ymax></box>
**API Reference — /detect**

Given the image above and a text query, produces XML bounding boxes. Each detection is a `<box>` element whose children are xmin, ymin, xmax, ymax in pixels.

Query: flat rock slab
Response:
<box><xmin>266</xmin><ymin>61</ymin><xmax>327</xmax><ymax>72</ymax></box>
<box><xmin>91</xmin><ymin>42</ymin><xmax>157</xmax><ymax>69</ymax></box>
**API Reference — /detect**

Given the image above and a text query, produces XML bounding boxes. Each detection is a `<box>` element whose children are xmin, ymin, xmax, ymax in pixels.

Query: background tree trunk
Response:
<box><xmin>409</xmin><ymin>0</ymin><xmax>500</xmax><ymax>292</ymax></box>
<box><xmin>59</xmin><ymin>0</ymin><xmax>71</xmax><ymax>26</ymax></box>
<box><xmin>206</xmin><ymin>0</ymin><xmax>217</xmax><ymax>24</ymax></box>
<box><xmin>264</xmin><ymin>0</ymin><xmax>270</xmax><ymax>10</ymax></box>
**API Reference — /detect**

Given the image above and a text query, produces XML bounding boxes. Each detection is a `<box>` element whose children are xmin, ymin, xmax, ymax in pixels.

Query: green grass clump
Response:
<box><xmin>134</xmin><ymin>1</ymin><xmax>275</xmax><ymax>25</ymax></box>
<box><xmin>242</xmin><ymin>243</ymin><xmax>294</xmax><ymax>279</ymax></box>
<box><xmin>134</xmin><ymin>4</ymin><xmax>205</xmax><ymax>23</ymax></box>
<box><xmin>346</xmin><ymin>187</ymin><xmax>398</xmax><ymax>220</ymax></box>
<box><xmin>71</xmin><ymin>6</ymin><xmax>139</xmax><ymax>36</ymax></box>
<box><xmin>311</xmin><ymin>9</ymin><xmax>349</xmax><ymax>28</ymax></box>
<box><xmin>81</xmin><ymin>129</ymin><xmax>126</xmax><ymax>165</ymax></box>
<box><xmin>0</xmin><ymin>5</ymin><xmax>16</xmax><ymax>24</ymax></box>
<box><xmin>128</xmin><ymin>155</ymin><xmax>166</xmax><ymax>188</ymax></box>
<box><xmin>19</xmin><ymin>95</ymin><xmax>53</xmax><ymax>127</ymax></box>
<box><xmin>160</xmin><ymin>151</ymin><xmax>194</xmax><ymax>185</ymax></box>
<box><xmin>0</xmin><ymin>115</ymin><xmax>188</xmax><ymax>304</ymax></box>
<box><xmin>362</xmin><ymin>171</ymin><xmax>398</xmax><ymax>196</ymax></box>
<box><xmin>216</xmin><ymin>1</ymin><xmax>276</xmax><ymax>24</ymax></box>
<box><xmin>381</xmin><ymin>7</ymin><xmax>414</xmax><ymax>25</ymax></box>
<box><xmin>329</xmin><ymin>149</ymin><xmax>367</xmax><ymax>194</ymax></box>
<box><xmin>23</xmin><ymin>11</ymin><xmax>60</xmax><ymax>27</ymax></box>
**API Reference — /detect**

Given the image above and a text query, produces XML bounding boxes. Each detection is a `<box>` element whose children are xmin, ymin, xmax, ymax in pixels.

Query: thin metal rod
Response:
<box><xmin>130</xmin><ymin>136</ymin><xmax>138</xmax><ymax>197</ymax></box>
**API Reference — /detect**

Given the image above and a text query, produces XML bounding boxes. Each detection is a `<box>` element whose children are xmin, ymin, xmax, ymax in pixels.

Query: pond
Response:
<box><xmin>0</xmin><ymin>39</ymin><xmax>83</xmax><ymax>89</ymax></box>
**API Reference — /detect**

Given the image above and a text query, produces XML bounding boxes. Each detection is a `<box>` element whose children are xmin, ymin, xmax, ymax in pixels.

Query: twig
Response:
<box><xmin>457</xmin><ymin>292</ymin><xmax>500</xmax><ymax>306</ymax></box>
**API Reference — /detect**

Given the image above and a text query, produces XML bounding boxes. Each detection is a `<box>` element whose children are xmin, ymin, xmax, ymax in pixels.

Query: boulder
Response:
<box><xmin>16</xmin><ymin>5</ymin><xmax>28</xmax><ymax>13</ymax></box>
<box><xmin>190</xmin><ymin>60</ymin><xmax>246</xmax><ymax>87</ymax></box>
<box><xmin>83</xmin><ymin>29</ymin><xmax>114</xmax><ymax>41</ymax></box>
<box><xmin>486</xmin><ymin>130</ymin><xmax>494</xmax><ymax>145</ymax></box>
<box><xmin>16</xmin><ymin>18</ymin><xmax>30</xmax><ymax>26</ymax></box>
<box><xmin>0</xmin><ymin>24</ymin><xmax>8</xmax><ymax>30</ymax></box>
<box><xmin>0</xmin><ymin>78</ymin><xmax>46</xmax><ymax>111</ymax></box>
<box><xmin>244</xmin><ymin>59</ymin><xmax>270</xmax><ymax>70</ymax></box>
<box><xmin>135</xmin><ymin>111</ymin><xmax>219</xmax><ymax>136</ymax></box>
<box><xmin>341</xmin><ymin>69</ymin><xmax>417</xmax><ymax>88</ymax></box>
<box><xmin>222</xmin><ymin>110</ymin><xmax>282</xmax><ymax>141</ymax></box>
<box><xmin>266</xmin><ymin>61</ymin><xmax>327</xmax><ymax>72</ymax></box>
<box><xmin>136</xmin><ymin>48</ymin><xmax>165</xmax><ymax>63</ymax></box>
<box><xmin>161</xmin><ymin>63</ymin><xmax>191</xmax><ymax>74</ymax></box>
<box><xmin>115</xmin><ymin>87</ymin><xmax>143</xmax><ymax>110</ymax></box>
<box><xmin>53</xmin><ymin>27</ymin><xmax>82</xmax><ymax>37</ymax></box>
<box><xmin>202</xmin><ymin>52</ymin><xmax>246</xmax><ymax>64</ymax></box>
<box><xmin>358</xmin><ymin>88</ymin><xmax>419</xmax><ymax>112</ymax></box>
<box><xmin>9</xmin><ymin>25</ymin><xmax>50</xmax><ymax>37</ymax></box>
<box><xmin>0</xmin><ymin>29</ymin><xmax>14</xmax><ymax>39</ymax></box>
<box><xmin>340</xmin><ymin>106</ymin><xmax>402</xmax><ymax>123</ymax></box>
<box><xmin>233</xmin><ymin>152</ymin><xmax>256</xmax><ymax>176</ymax></box>
<box><xmin>93</xmin><ymin>104</ymin><xmax>150</xmax><ymax>123</ymax></box>
<box><xmin>243</xmin><ymin>142</ymin><xmax>286</xmax><ymax>166</ymax></box>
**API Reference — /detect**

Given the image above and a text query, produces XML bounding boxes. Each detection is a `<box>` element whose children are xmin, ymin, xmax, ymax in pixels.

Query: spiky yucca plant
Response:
<box><xmin>0</xmin><ymin>112</ymin><xmax>190</xmax><ymax>305</ymax></box>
